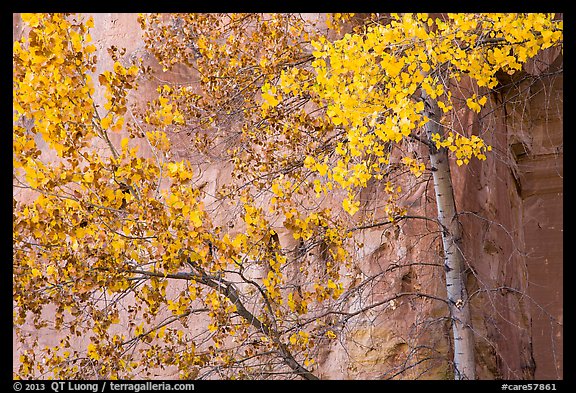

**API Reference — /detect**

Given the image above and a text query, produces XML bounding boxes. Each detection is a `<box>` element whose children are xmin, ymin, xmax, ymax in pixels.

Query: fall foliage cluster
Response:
<box><xmin>13</xmin><ymin>13</ymin><xmax>562</xmax><ymax>379</ymax></box>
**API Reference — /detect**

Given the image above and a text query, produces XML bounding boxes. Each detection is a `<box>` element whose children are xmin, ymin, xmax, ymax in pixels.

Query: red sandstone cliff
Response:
<box><xmin>13</xmin><ymin>13</ymin><xmax>562</xmax><ymax>380</ymax></box>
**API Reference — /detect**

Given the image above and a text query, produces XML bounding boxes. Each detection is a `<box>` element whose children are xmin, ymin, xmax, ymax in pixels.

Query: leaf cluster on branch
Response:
<box><xmin>13</xmin><ymin>12</ymin><xmax>562</xmax><ymax>380</ymax></box>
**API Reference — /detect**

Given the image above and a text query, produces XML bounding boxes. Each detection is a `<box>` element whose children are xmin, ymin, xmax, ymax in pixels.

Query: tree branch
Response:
<box><xmin>349</xmin><ymin>214</ymin><xmax>443</xmax><ymax>232</ymax></box>
<box><xmin>127</xmin><ymin>266</ymin><xmax>319</xmax><ymax>380</ymax></box>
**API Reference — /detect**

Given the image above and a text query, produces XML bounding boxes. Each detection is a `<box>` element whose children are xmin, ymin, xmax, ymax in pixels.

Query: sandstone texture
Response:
<box><xmin>13</xmin><ymin>13</ymin><xmax>562</xmax><ymax>380</ymax></box>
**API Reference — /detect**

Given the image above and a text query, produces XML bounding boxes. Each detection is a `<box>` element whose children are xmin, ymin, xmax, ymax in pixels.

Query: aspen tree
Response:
<box><xmin>14</xmin><ymin>13</ymin><xmax>562</xmax><ymax>380</ymax></box>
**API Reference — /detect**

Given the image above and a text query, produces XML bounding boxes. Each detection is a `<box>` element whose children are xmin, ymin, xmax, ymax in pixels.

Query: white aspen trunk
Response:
<box><xmin>422</xmin><ymin>91</ymin><xmax>477</xmax><ymax>380</ymax></box>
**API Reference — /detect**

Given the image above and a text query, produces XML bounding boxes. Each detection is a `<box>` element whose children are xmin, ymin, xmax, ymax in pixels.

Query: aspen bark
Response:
<box><xmin>422</xmin><ymin>91</ymin><xmax>477</xmax><ymax>380</ymax></box>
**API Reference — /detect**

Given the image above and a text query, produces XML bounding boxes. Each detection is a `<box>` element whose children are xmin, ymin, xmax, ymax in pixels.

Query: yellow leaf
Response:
<box><xmin>112</xmin><ymin>117</ymin><xmax>124</xmax><ymax>132</ymax></box>
<box><xmin>113</xmin><ymin>61</ymin><xmax>125</xmax><ymax>75</ymax></box>
<box><xmin>87</xmin><ymin>343</ymin><xmax>100</xmax><ymax>361</ymax></box>
<box><xmin>271</xmin><ymin>182</ymin><xmax>283</xmax><ymax>197</ymax></box>
<box><xmin>134</xmin><ymin>322</ymin><xmax>144</xmax><ymax>337</ymax></box>
<box><xmin>315</xmin><ymin>162</ymin><xmax>328</xmax><ymax>176</ymax></box>
<box><xmin>189</xmin><ymin>210</ymin><xmax>203</xmax><ymax>228</ymax></box>
<box><xmin>303</xmin><ymin>156</ymin><xmax>315</xmax><ymax>168</ymax></box>
<box><xmin>232</xmin><ymin>233</ymin><xmax>246</xmax><ymax>250</ymax></box>
<box><xmin>46</xmin><ymin>265</ymin><xmax>56</xmax><ymax>276</ymax></box>
<box><xmin>262</xmin><ymin>91</ymin><xmax>280</xmax><ymax>107</ymax></box>
<box><xmin>101</xmin><ymin>116</ymin><xmax>112</xmax><ymax>129</ymax></box>
<box><xmin>21</xmin><ymin>13</ymin><xmax>41</xmax><ymax>28</ymax></box>
<box><xmin>83</xmin><ymin>171</ymin><xmax>94</xmax><ymax>183</ymax></box>
<box><xmin>342</xmin><ymin>196</ymin><xmax>360</xmax><ymax>216</ymax></box>
<box><xmin>287</xmin><ymin>293</ymin><xmax>296</xmax><ymax>312</ymax></box>
<box><xmin>466</xmin><ymin>97</ymin><xmax>481</xmax><ymax>113</ymax></box>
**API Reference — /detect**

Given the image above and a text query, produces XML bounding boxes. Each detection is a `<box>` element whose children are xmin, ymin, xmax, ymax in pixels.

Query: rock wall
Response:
<box><xmin>13</xmin><ymin>13</ymin><xmax>563</xmax><ymax>380</ymax></box>
<box><xmin>505</xmin><ymin>53</ymin><xmax>563</xmax><ymax>379</ymax></box>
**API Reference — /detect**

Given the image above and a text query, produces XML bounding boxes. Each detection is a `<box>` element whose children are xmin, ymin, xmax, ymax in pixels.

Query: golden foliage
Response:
<box><xmin>13</xmin><ymin>12</ymin><xmax>562</xmax><ymax>380</ymax></box>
